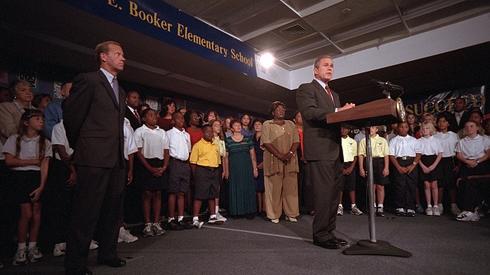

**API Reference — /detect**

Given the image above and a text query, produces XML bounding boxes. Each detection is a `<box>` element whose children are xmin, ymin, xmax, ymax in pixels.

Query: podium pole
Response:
<box><xmin>342</xmin><ymin>126</ymin><xmax>412</xmax><ymax>257</ymax></box>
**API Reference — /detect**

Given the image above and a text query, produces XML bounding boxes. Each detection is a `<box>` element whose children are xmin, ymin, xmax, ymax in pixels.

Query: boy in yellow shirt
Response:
<box><xmin>190</xmin><ymin>125</ymin><xmax>223</xmax><ymax>228</ymax></box>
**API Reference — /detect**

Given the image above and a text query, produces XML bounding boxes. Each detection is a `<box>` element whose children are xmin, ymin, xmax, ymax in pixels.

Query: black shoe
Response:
<box><xmin>168</xmin><ymin>220</ymin><xmax>184</xmax><ymax>231</ymax></box>
<box><xmin>376</xmin><ymin>208</ymin><xmax>385</xmax><ymax>217</ymax></box>
<box><xmin>313</xmin><ymin>239</ymin><xmax>342</xmax><ymax>249</ymax></box>
<box><xmin>406</xmin><ymin>210</ymin><xmax>416</xmax><ymax>217</ymax></box>
<box><xmin>179</xmin><ymin>220</ymin><xmax>194</xmax><ymax>230</ymax></box>
<box><xmin>334</xmin><ymin>238</ymin><xmax>348</xmax><ymax>246</ymax></box>
<box><xmin>97</xmin><ymin>257</ymin><xmax>126</xmax><ymax>267</ymax></box>
<box><xmin>395</xmin><ymin>209</ymin><xmax>406</xmax><ymax>216</ymax></box>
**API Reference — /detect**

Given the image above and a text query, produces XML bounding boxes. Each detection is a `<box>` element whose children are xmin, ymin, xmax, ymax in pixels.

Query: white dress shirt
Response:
<box><xmin>389</xmin><ymin>135</ymin><xmax>420</xmax><ymax>157</ymax></box>
<box><xmin>123</xmin><ymin>118</ymin><xmax>138</xmax><ymax>160</ymax></box>
<box><xmin>456</xmin><ymin>134</ymin><xmax>490</xmax><ymax>159</ymax></box>
<box><xmin>166</xmin><ymin>127</ymin><xmax>191</xmax><ymax>161</ymax></box>
<box><xmin>2</xmin><ymin>134</ymin><xmax>52</xmax><ymax>171</ymax></box>
<box><xmin>418</xmin><ymin>135</ymin><xmax>443</xmax><ymax>156</ymax></box>
<box><xmin>434</xmin><ymin>131</ymin><xmax>459</xmax><ymax>158</ymax></box>
<box><xmin>51</xmin><ymin>121</ymin><xmax>74</xmax><ymax>160</ymax></box>
<box><xmin>134</xmin><ymin>124</ymin><xmax>169</xmax><ymax>160</ymax></box>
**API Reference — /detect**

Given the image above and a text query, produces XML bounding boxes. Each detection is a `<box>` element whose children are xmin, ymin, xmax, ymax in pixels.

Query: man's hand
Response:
<box><xmin>337</xmin><ymin>103</ymin><xmax>356</xmax><ymax>112</ymax></box>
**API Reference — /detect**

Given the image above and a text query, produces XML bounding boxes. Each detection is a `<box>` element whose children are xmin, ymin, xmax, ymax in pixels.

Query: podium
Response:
<box><xmin>328</xmin><ymin>98</ymin><xmax>411</xmax><ymax>257</ymax></box>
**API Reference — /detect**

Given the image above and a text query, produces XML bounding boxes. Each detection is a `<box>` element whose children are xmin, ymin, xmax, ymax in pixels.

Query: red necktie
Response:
<box><xmin>325</xmin><ymin>85</ymin><xmax>334</xmax><ymax>105</ymax></box>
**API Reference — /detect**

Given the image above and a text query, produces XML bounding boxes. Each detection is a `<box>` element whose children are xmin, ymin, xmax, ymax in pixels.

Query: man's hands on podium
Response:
<box><xmin>337</xmin><ymin>103</ymin><xmax>355</xmax><ymax>112</ymax></box>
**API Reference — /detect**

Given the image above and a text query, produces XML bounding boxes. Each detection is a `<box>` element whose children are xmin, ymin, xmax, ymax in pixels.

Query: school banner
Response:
<box><xmin>64</xmin><ymin>0</ymin><xmax>257</xmax><ymax>77</ymax></box>
<box><xmin>404</xmin><ymin>85</ymin><xmax>486</xmax><ymax>116</ymax></box>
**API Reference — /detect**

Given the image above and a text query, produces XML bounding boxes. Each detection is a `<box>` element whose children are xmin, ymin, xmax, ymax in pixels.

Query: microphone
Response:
<box><xmin>371</xmin><ymin>79</ymin><xmax>404</xmax><ymax>98</ymax></box>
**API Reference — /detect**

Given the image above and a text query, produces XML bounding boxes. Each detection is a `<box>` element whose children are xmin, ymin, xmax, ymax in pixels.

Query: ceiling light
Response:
<box><xmin>259</xmin><ymin>52</ymin><xmax>275</xmax><ymax>68</ymax></box>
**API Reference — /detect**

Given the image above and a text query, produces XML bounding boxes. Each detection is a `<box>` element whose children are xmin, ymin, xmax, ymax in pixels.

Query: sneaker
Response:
<box><xmin>416</xmin><ymin>205</ymin><xmax>425</xmax><ymax>214</ymax></box>
<box><xmin>433</xmin><ymin>206</ymin><xmax>441</xmax><ymax>216</ymax></box>
<box><xmin>192</xmin><ymin>220</ymin><xmax>204</xmax><ymax>229</ymax></box>
<box><xmin>395</xmin><ymin>208</ymin><xmax>406</xmax><ymax>216</ymax></box>
<box><xmin>27</xmin><ymin>246</ymin><xmax>43</xmax><ymax>263</ymax></box>
<box><xmin>451</xmin><ymin>204</ymin><xmax>461</xmax><ymax>216</ymax></box>
<box><xmin>285</xmin><ymin>216</ymin><xmax>298</xmax><ymax>222</ymax></box>
<box><xmin>426</xmin><ymin>206</ymin><xmax>433</xmax><ymax>216</ymax></box>
<box><xmin>437</xmin><ymin>203</ymin><xmax>444</xmax><ymax>215</ymax></box>
<box><xmin>337</xmin><ymin>205</ymin><xmax>344</xmax><ymax>216</ymax></box>
<box><xmin>12</xmin><ymin>248</ymin><xmax>27</xmax><ymax>266</ymax></box>
<box><xmin>168</xmin><ymin>219</ymin><xmax>184</xmax><ymax>231</ymax></box>
<box><xmin>376</xmin><ymin>207</ymin><xmax>385</xmax><ymax>217</ymax></box>
<box><xmin>216</xmin><ymin>212</ymin><xmax>227</xmax><ymax>222</ymax></box>
<box><xmin>119</xmin><ymin>227</ymin><xmax>138</xmax><ymax>243</ymax></box>
<box><xmin>143</xmin><ymin>223</ymin><xmax>154</xmax><ymax>237</ymax></box>
<box><xmin>208</xmin><ymin>216</ymin><xmax>224</xmax><ymax>225</ymax></box>
<box><xmin>406</xmin><ymin>209</ymin><xmax>416</xmax><ymax>217</ymax></box>
<box><xmin>350</xmin><ymin>206</ymin><xmax>363</xmax><ymax>216</ymax></box>
<box><xmin>270</xmin><ymin>218</ymin><xmax>279</xmax><ymax>224</ymax></box>
<box><xmin>53</xmin><ymin>243</ymin><xmax>65</xmax><ymax>257</ymax></box>
<box><xmin>152</xmin><ymin>223</ymin><xmax>165</xmax><ymax>236</ymax></box>
<box><xmin>456</xmin><ymin>211</ymin><xmax>480</xmax><ymax>222</ymax></box>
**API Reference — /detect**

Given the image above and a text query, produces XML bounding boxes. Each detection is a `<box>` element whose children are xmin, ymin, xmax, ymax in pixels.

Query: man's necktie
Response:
<box><xmin>112</xmin><ymin>77</ymin><xmax>120</xmax><ymax>104</ymax></box>
<box><xmin>134</xmin><ymin>109</ymin><xmax>140</xmax><ymax>122</ymax></box>
<box><xmin>325</xmin><ymin>84</ymin><xmax>334</xmax><ymax>105</ymax></box>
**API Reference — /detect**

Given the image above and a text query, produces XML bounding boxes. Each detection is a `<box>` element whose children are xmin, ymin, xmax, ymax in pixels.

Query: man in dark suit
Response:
<box><xmin>296</xmin><ymin>55</ymin><xmax>355</xmax><ymax>249</ymax></box>
<box><xmin>63</xmin><ymin>41</ymin><xmax>127</xmax><ymax>275</ymax></box>
<box><xmin>125</xmin><ymin>90</ymin><xmax>142</xmax><ymax>130</ymax></box>
<box><xmin>448</xmin><ymin>97</ymin><xmax>470</xmax><ymax>132</ymax></box>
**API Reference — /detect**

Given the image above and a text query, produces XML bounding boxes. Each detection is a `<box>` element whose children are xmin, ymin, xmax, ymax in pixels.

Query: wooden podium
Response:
<box><xmin>329</xmin><ymin>97</ymin><xmax>411</xmax><ymax>257</ymax></box>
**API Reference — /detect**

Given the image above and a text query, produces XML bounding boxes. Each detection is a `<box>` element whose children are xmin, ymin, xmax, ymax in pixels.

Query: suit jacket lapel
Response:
<box><xmin>97</xmin><ymin>70</ymin><xmax>120</xmax><ymax>109</ymax></box>
<box><xmin>311</xmin><ymin>80</ymin><xmax>335</xmax><ymax>111</ymax></box>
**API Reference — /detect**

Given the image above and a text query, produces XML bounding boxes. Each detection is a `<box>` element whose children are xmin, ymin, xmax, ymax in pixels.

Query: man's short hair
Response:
<box><xmin>95</xmin><ymin>41</ymin><xmax>121</xmax><ymax>64</ymax></box>
<box><xmin>314</xmin><ymin>55</ymin><xmax>332</xmax><ymax>68</ymax></box>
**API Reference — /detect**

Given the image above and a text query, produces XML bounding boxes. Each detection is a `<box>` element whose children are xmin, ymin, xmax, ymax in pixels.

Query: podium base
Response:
<box><xmin>342</xmin><ymin>240</ymin><xmax>412</xmax><ymax>257</ymax></box>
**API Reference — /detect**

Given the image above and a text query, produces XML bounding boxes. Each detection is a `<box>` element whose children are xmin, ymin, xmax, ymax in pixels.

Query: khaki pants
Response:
<box><xmin>264</xmin><ymin>172</ymin><xmax>299</xmax><ymax>219</ymax></box>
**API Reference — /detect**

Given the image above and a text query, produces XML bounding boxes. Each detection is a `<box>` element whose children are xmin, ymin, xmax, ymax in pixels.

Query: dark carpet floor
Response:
<box><xmin>2</xmin><ymin>213</ymin><xmax>490</xmax><ymax>275</ymax></box>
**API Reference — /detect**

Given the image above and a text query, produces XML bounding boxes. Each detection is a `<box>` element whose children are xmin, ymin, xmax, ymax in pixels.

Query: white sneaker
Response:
<box><xmin>27</xmin><ymin>246</ymin><xmax>43</xmax><ymax>262</ymax></box>
<box><xmin>89</xmin><ymin>240</ymin><xmax>98</xmax><ymax>250</ymax></box>
<box><xmin>216</xmin><ymin>212</ymin><xmax>227</xmax><ymax>222</ymax></box>
<box><xmin>152</xmin><ymin>223</ymin><xmax>165</xmax><ymax>236</ymax></box>
<box><xmin>433</xmin><ymin>206</ymin><xmax>441</xmax><ymax>216</ymax></box>
<box><xmin>192</xmin><ymin>220</ymin><xmax>204</xmax><ymax>229</ymax></box>
<box><xmin>337</xmin><ymin>205</ymin><xmax>344</xmax><ymax>216</ymax></box>
<box><xmin>426</xmin><ymin>206</ymin><xmax>433</xmax><ymax>216</ymax></box>
<box><xmin>451</xmin><ymin>204</ymin><xmax>461</xmax><ymax>216</ymax></box>
<box><xmin>53</xmin><ymin>243</ymin><xmax>65</xmax><ymax>257</ymax></box>
<box><xmin>351</xmin><ymin>206</ymin><xmax>363</xmax><ymax>215</ymax></box>
<box><xmin>143</xmin><ymin>223</ymin><xmax>154</xmax><ymax>237</ymax></box>
<box><xmin>437</xmin><ymin>203</ymin><xmax>444</xmax><ymax>215</ymax></box>
<box><xmin>456</xmin><ymin>211</ymin><xmax>480</xmax><ymax>222</ymax></box>
<box><xmin>12</xmin><ymin>248</ymin><xmax>27</xmax><ymax>266</ymax></box>
<box><xmin>119</xmin><ymin>227</ymin><xmax>138</xmax><ymax>243</ymax></box>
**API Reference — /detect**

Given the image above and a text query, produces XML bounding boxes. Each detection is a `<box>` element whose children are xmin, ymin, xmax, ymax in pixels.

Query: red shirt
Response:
<box><xmin>157</xmin><ymin>117</ymin><xmax>173</xmax><ymax>131</ymax></box>
<box><xmin>187</xmin><ymin>127</ymin><xmax>203</xmax><ymax>147</ymax></box>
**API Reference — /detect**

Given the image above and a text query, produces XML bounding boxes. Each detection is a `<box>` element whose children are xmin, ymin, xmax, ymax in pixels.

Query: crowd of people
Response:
<box><xmin>0</xmin><ymin>58</ymin><xmax>489</xmax><ymax>271</ymax></box>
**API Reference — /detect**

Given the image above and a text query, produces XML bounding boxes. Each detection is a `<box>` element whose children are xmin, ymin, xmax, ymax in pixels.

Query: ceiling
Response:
<box><xmin>163</xmin><ymin>0</ymin><xmax>490</xmax><ymax>70</ymax></box>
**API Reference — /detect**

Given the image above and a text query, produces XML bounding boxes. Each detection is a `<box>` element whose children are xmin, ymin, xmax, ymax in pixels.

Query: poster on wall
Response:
<box><xmin>145</xmin><ymin>97</ymin><xmax>160</xmax><ymax>111</ymax></box>
<box><xmin>404</xmin><ymin>85</ymin><xmax>486</xmax><ymax>117</ymax></box>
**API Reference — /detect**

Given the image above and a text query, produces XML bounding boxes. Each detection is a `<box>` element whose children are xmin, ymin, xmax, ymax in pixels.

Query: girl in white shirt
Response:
<box><xmin>418</xmin><ymin>122</ymin><xmax>443</xmax><ymax>216</ymax></box>
<box><xmin>134</xmin><ymin>109</ymin><xmax>169</xmax><ymax>237</ymax></box>
<box><xmin>2</xmin><ymin>110</ymin><xmax>51</xmax><ymax>265</ymax></box>
<box><xmin>434</xmin><ymin>114</ymin><xmax>460</xmax><ymax>215</ymax></box>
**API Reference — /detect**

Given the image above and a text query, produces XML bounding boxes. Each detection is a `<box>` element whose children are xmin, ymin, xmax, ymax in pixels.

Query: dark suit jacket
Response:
<box><xmin>125</xmin><ymin>106</ymin><xmax>142</xmax><ymax>130</ymax></box>
<box><xmin>63</xmin><ymin>70</ymin><xmax>125</xmax><ymax>168</ymax></box>
<box><xmin>296</xmin><ymin>80</ymin><xmax>341</xmax><ymax>161</ymax></box>
<box><xmin>448</xmin><ymin>111</ymin><xmax>470</xmax><ymax>132</ymax></box>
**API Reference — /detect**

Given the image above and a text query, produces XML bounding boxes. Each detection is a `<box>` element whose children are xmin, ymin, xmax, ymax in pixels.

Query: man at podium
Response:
<box><xmin>296</xmin><ymin>55</ymin><xmax>355</xmax><ymax>249</ymax></box>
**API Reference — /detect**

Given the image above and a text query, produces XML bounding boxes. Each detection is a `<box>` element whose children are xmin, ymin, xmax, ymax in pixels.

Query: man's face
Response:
<box><xmin>60</xmin><ymin>83</ymin><xmax>72</xmax><ymax>98</ymax></box>
<box><xmin>314</xmin><ymin>57</ymin><xmax>334</xmax><ymax>83</ymax></box>
<box><xmin>102</xmin><ymin>44</ymin><xmax>125</xmax><ymax>72</ymax></box>
<box><xmin>126</xmin><ymin>92</ymin><xmax>140</xmax><ymax>108</ymax></box>
<box><xmin>454</xmin><ymin>98</ymin><xmax>466</xmax><ymax>112</ymax></box>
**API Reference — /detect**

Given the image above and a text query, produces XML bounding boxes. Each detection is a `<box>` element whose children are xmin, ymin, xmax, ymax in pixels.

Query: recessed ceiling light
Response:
<box><xmin>259</xmin><ymin>52</ymin><xmax>275</xmax><ymax>68</ymax></box>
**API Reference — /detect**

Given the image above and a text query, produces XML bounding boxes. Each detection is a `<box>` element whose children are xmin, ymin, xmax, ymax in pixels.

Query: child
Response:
<box><xmin>455</xmin><ymin>121</ymin><xmax>490</xmax><ymax>221</ymax></box>
<box><xmin>418</xmin><ymin>122</ymin><xmax>443</xmax><ymax>216</ymax></box>
<box><xmin>2</xmin><ymin>110</ymin><xmax>51</xmax><ymax>265</ymax></box>
<box><xmin>134</xmin><ymin>109</ymin><xmax>170</xmax><ymax>237</ymax></box>
<box><xmin>338</xmin><ymin>126</ymin><xmax>363</xmax><ymax>216</ymax></box>
<box><xmin>118</xmin><ymin>118</ymin><xmax>139</xmax><ymax>243</ymax></box>
<box><xmin>389</xmin><ymin>122</ymin><xmax>421</xmax><ymax>217</ymax></box>
<box><xmin>210</xmin><ymin>119</ymin><xmax>228</xmax><ymax>222</ymax></box>
<box><xmin>434</xmin><ymin>114</ymin><xmax>460</xmax><ymax>216</ymax></box>
<box><xmin>358</xmin><ymin>126</ymin><xmax>390</xmax><ymax>217</ymax></box>
<box><xmin>190</xmin><ymin>125</ymin><xmax>223</xmax><ymax>228</ymax></box>
<box><xmin>166</xmin><ymin>112</ymin><xmax>192</xmax><ymax>230</ymax></box>
<box><xmin>252</xmin><ymin>119</ymin><xmax>265</xmax><ymax>216</ymax></box>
